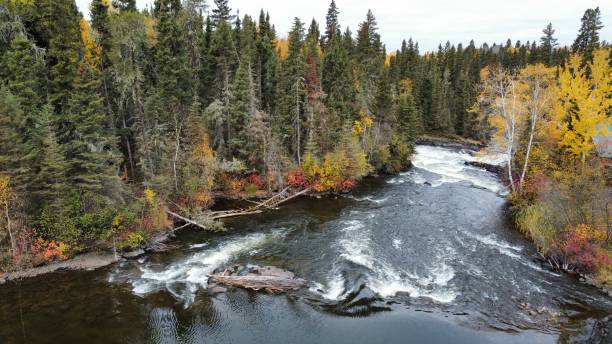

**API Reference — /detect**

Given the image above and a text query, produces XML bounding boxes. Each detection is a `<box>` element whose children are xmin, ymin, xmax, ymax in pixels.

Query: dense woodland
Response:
<box><xmin>0</xmin><ymin>0</ymin><xmax>609</xmax><ymax>283</ymax></box>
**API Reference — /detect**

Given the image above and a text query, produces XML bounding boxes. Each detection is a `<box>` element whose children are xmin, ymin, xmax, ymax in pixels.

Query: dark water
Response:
<box><xmin>1</xmin><ymin>146</ymin><xmax>610</xmax><ymax>344</ymax></box>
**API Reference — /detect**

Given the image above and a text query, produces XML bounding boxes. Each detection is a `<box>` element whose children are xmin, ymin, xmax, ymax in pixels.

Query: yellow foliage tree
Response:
<box><xmin>144</xmin><ymin>16</ymin><xmax>157</xmax><ymax>46</ymax></box>
<box><xmin>275</xmin><ymin>39</ymin><xmax>289</xmax><ymax>61</ymax></box>
<box><xmin>515</xmin><ymin>63</ymin><xmax>557</xmax><ymax>189</ymax></box>
<box><xmin>552</xmin><ymin>49</ymin><xmax>611</xmax><ymax>162</ymax></box>
<box><xmin>0</xmin><ymin>175</ymin><xmax>15</xmax><ymax>256</ymax></box>
<box><xmin>79</xmin><ymin>18</ymin><xmax>102</xmax><ymax>69</ymax></box>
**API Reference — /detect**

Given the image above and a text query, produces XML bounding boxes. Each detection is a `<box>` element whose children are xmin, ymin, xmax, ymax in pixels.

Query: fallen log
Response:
<box><xmin>209</xmin><ymin>209</ymin><xmax>263</xmax><ymax>220</ymax></box>
<box><xmin>166</xmin><ymin>210</ymin><xmax>208</xmax><ymax>230</ymax></box>
<box><xmin>208</xmin><ymin>264</ymin><xmax>307</xmax><ymax>293</ymax></box>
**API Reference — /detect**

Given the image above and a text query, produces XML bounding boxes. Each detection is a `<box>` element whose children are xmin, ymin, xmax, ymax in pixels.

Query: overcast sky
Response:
<box><xmin>76</xmin><ymin>0</ymin><xmax>611</xmax><ymax>52</ymax></box>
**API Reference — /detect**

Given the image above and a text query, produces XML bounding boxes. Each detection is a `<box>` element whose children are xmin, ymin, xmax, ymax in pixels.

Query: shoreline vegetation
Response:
<box><xmin>0</xmin><ymin>1</ymin><xmax>610</xmax><ymax>298</ymax></box>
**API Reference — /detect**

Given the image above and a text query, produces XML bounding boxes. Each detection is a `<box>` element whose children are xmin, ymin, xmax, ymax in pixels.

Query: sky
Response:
<box><xmin>76</xmin><ymin>0</ymin><xmax>611</xmax><ymax>52</ymax></box>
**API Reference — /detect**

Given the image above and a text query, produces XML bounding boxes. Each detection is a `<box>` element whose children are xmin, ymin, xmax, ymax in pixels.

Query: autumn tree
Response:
<box><xmin>516</xmin><ymin>64</ymin><xmax>557</xmax><ymax>189</ymax></box>
<box><xmin>553</xmin><ymin>50</ymin><xmax>610</xmax><ymax>162</ymax></box>
<box><xmin>479</xmin><ymin>66</ymin><xmax>523</xmax><ymax>192</ymax></box>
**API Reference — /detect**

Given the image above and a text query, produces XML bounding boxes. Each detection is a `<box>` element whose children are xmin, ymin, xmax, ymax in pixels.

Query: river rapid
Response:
<box><xmin>1</xmin><ymin>145</ymin><xmax>610</xmax><ymax>343</ymax></box>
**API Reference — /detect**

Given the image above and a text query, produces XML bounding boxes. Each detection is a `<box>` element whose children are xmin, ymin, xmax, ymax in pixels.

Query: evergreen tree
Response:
<box><xmin>256</xmin><ymin>11</ymin><xmax>278</xmax><ymax>114</ymax></box>
<box><xmin>64</xmin><ymin>61</ymin><xmax>120</xmax><ymax>194</ymax></box>
<box><xmin>229</xmin><ymin>56</ymin><xmax>255</xmax><ymax>160</ymax></box>
<box><xmin>34</xmin><ymin>105</ymin><xmax>69</xmax><ymax>204</ymax></box>
<box><xmin>275</xmin><ymin>18</ymin><xmax>305</xmax><ymax>162</ymax></box>
<box><xmin>0</xmin><ymin>88</ymin><xmax>31</xmax><ymax>193</ymax></box>
<box><xmin>2</xmin><ymin>33</ymin><xmax>45</xmax><ymax>116</ymax></box>
<box><xmin>32</xmin><ymin>0</ymin><xmax>82</xmax><ymax>114</ymax></box>
<box><xmin>211</xmin><ymin>0</ymin><xmax>233</xmax><ymax>24</ymax></box>
<box><xmin>90</xmin><ymin>0</ymin><xmax>115</xmax><ymax>125</ymax></box>
<box><xmin>113</xmin><ymin>0</ymin><xmax>137</xmax><ymax>12</ymax></box>
<box><xmin>397</xmin><ymin>89</ymin><xmax>421</xmax><ymax>142</ymax></box>
<box><xmin>572</xmin><ymin>7</ymin><xmax>603</xmax><ymax>62</ymax></box>
<box><xmin>323</xmin><ymin>0</ymin><xmax>340</xmax><ymax>49</ymax></box>
<box><xmin>540</xmin><ymin>22</ymin><xmax>558</xmax><ymax>66</ymax></box>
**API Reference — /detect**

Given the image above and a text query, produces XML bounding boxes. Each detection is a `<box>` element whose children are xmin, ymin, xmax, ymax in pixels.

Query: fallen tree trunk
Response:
<box><xmin>210</xmin><ymin>209</ymin><xmax>263</xmax><ymax>220</ymax></box>
<box><xmin>208</xmin><ymin>265</ymin><xmax>307</xmax><ymax>293</ymax></box>
<box><xmin>166</xmin><ymin>210</ymin><xmax>208</xmax><ymax>230</ymax></box>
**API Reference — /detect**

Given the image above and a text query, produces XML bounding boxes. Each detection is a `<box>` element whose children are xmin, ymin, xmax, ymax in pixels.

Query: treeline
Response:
<box><xmin>0</xmin><ymin>0</ymin><xmax>606</xmax><ymax>270</ymax></box>
<box><xmin>475</xmin><ymin>6</ymin><xmax>611</xmax><ymax>285</ymax></box>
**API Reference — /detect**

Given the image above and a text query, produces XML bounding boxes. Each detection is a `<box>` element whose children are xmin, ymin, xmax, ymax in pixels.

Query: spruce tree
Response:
<box><xmin>275</xmin><ymin>18</ymin><xmax>305</xmax><ymax>162</ymax></box>
<box><xmin>2</xmin><ymin>33</ymin><xmax>45</xmax><ymax>117</ymax></box>
<box><xmin>0</xmin><ymin>88</ymin><xmax>31</xmax><ymax>193</ymax></box>
<box><xmin>229</xmin><ymin>56</ymin><xmax>255</xmax><ymax>160</ymax></box>
<box><xmin>540</xmin><ymin>23</ymin><xmax>558</xmax><ymax>66</ymax></box>
<box><xmin>211</xmin><ymin>0</ymin><xmax>233</xmax><ymax>24</ymax></box>
<box><xmin>64</xmin><ymin>61</ymin><xmax>119</xmax><ymax>194</ymax></box>
<box><xmin>113</xmin><ymin>0</ymin><xmax>137</xmax><ymax>12</ymax></box>
<box><xmin>572</xmin><ymin>7</ymin><xmax>603</xmax><ymax>62</ymax></box>
<box><xmin>397</xmin><ymin>89</ymin><xmax>421</xmax><ymax>142</ymax></box>
<box><xmin>323</xmin><ymin>0</ymin><xmax>340</xmax><ymax>49</ymax></box>
<box><xmin>34</xmin><ymin>105</ymin><xmax>69</xmax><ymax>204</ymax></box>
<box><xmin>256</xmin><ymin>11</ymin><xmax>278</xmax><ymax>114</ymax></box>
<box><xmin>33</xmin><ymin>0</ymin><xmax>82</xmax><ymax>115</ymax></box>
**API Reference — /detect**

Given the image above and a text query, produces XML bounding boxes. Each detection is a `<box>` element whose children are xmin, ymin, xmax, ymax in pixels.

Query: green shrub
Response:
<box><xmin>36</xmin><ymin>191</ymin><xmax>117</xmax><ymax>248</ymax></box>
<box><xmin>118</xmin><ymin>231</ymin><xmax>147</xmax><ymax>251</ymax></box>
<box><xmin>516</xmin><ymin>203</ymin><xmax>557</xmax><ymax>252</ymax></box>
<box><xmin>244</xmin><ymin>183</ymin><xmax>258</xmax><ymax>196</ymax></box>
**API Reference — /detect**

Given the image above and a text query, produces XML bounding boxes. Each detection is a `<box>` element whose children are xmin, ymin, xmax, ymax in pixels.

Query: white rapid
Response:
<box><xmin>115</xmin><ymin>230</ymin><xmax>287</xmax><ymax>304</ymax></box>
<box><xmin>411</xmin><ymin>145</ymin><xmax>506</xmax><ymax>193</ymax></box>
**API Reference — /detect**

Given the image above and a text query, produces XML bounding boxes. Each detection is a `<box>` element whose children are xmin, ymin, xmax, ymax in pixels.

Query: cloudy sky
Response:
<box><xmin>76</xmin><ymin>0</ymin><xmax>611</xmax><ymax>52</ymax></box>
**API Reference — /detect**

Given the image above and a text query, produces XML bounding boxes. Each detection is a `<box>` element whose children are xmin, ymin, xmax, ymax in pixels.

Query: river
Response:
<box><xmin>1</xmin><ymin>145</ymin><xmax>610</xmax><ymax>343</ymax></box>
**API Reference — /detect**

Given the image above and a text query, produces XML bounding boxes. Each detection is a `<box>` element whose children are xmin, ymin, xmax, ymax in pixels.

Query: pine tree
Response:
<box><xmin>256</xmin><ymin>11</ymin><xmax>278</xmax><ymax>114</ymax></box>
<box><xmin>397</xmin><ymin>88</ymin><xmax>421</xmax><ymax>142</ymax></box>
<box><xmin>0</xmin><ymin>88</ymin><xmax>31</xmax><ymax>193</ymax></box>
<box><xmin>32</xmin><ymin>0</ymin><xmax>82</xmax><ymax>115</ymax></box>
<box><xmin>229</xmin><ymin>56</ymin><xmax>255</xmax><ymax>160</ymax></box>
<box><xmin>90</xmin><ymin>0</ymin><xmax>115</xmax><ymax>128</ymax></box>
<box><xmin>64</xmin><ymin>61</ymin><xmax>119</xmax><ymax>194</ymax></box>
<box><xmin>2</xmin><ymin>33</ymin><xmax>46</xmax><ymax>117</ymax></box>
<box><xmin>275</xmin><ymin>18</ymin><xmax>305</xmax><ymax>162</ymax></box>
<box><xmin>540</xmin><ymin>23</ymin><xmax>558</xmax><ymax>66</ymax></box>
<box><xmin>572</xmin><ymin>7</ymin><xmax>603</xmax><ymax>62</ymax></box>
<box><xmin>34</xmin><ymin>105</ymin><xmax>68</xmax><ymax>204</ymax></box>
<box><xmin>355</xmin><ymin>10</ymin><xmax>383</xmax><ymax>113</ymax></box>
<box><xmin>323</xmin><ymin>0</ymin><xmax>340</xmax><ymax>49</ymax></box>
<box><xmin>211</xmin><ymin>0</ymin><xmax>233</xmax><ymax>24</ymax></box>
<box><xmin>113</xmin><ymin>0</ymin><xmax>137</xmax><ymax>12</ymax></box>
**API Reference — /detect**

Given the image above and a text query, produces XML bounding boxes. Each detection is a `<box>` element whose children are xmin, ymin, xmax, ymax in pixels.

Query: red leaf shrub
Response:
<box><xmin>287</xmin><ymin>169</ymin><xmax>308</xmax><ymax>188</ymax></box>
<box><xmin>245</xmin><ymin>174</ymin><xmax>264</xmax><ymax>190</ymax></box>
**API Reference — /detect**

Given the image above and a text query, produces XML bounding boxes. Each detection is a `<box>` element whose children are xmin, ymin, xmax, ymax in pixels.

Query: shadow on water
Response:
<box><xmin>1</xmin><ymin>146</ymin><xmax>610</xmax><ymax>344</ymax></box>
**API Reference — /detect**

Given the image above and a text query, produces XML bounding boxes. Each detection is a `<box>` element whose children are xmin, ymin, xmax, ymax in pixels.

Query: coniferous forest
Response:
<box><xmin>0</xmin><ymin>0</ymin><xmax>610</xmax><ymax>290</ymax></box>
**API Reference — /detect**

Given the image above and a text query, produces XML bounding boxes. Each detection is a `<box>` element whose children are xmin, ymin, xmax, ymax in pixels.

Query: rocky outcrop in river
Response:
<box><xmin>208</xmin><ymin>264</ymin><xmax>307</xmax><ymax>293</ymax></box>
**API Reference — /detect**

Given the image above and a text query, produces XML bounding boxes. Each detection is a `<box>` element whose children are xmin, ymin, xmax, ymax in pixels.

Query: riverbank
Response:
<box><xmin>0</xmin><ymin>251</ymin><xmax>118</xmax><ymax>285</ymax></box>
<box><xmin>0</xmin><ymin>136</ymin><xmax>486</xmax><ymax>284</ymax></box>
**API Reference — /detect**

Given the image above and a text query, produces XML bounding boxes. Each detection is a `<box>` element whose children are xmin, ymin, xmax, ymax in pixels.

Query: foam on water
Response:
<box><xmin>126</xmin><ymin>230</ymin><xmax>287</xmax><ymax>303</ymax></box>
<box><xmin>189</xmin><ymin>243</ymin><xmax>208</xmax><ymax>249</ymax></box>
<box><xmin>316</xmin><ymin>219</ymin><xmax>458</xmax><ymax>303</ymax></box>
<box><xmin>348</xmin><ymin>195</ymin><xmax>389</xmax><ymax>204</ymax></box>
<box><xmin>412</xmin><ymin>145</ymin><xmax>505</xmax><ymax>193</ymax></box>
<box><xmin>392</xmin><ymin>239</ymin><xmax>402</xmax><ymax>250</ymax></box>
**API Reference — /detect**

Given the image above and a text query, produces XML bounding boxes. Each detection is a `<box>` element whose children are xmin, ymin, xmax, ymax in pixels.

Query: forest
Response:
<box><xmin>0</xmin><ymin>0</ymin><xmax>609</xmax><ymax>286</ymax></box>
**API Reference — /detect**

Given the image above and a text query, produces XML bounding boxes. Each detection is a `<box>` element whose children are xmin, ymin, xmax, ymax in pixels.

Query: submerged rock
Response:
<box><xmin>208</xmin><ymin>264</ymin><xmax>307</xmax><ymax>293</ymax></box>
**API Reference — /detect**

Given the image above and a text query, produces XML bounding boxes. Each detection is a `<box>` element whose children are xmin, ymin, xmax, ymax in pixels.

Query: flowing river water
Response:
<box><xmin>1</xmin><ymin>145</ymin><xmax>611</xmax><ymax>343</ymax></box>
